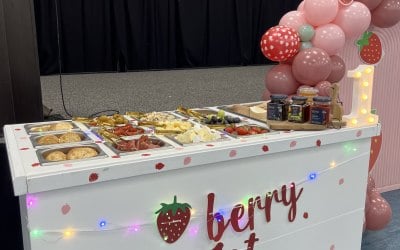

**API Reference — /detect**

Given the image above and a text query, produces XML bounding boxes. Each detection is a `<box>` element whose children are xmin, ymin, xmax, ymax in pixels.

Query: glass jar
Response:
<box><xmin>298</xmin><ymin>87</ymin><xmax>319</xmax><ymax>104</ymax></box>
<box><xmin>288</xmin><ymin>96</ymin><xmax>310</xmax><ymax>123</ymax></box>
<box><xmin>310</xmin><ymin>96</ymin><xmax>331</xmax><ymax>125</ymax></box>
<box><xmin>267</xmin><ymin>94</ymin><xmax>288</xmax><ymax>121</ymax></box>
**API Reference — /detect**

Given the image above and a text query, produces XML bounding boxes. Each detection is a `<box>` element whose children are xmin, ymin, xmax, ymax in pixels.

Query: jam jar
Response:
<box><xmin>288</xmin><ymin>96</ymin><xmax>310</xmax><ymax>123</ymax></box>
<box><xmin>310</xmin><ymin>96</ymin><xmax>331</xmax><ymax>125</ymax></box>
<box><xmin>267</xmin><ymin>94</ymin><xmax>288</xmax><ymax>121</ymax></box>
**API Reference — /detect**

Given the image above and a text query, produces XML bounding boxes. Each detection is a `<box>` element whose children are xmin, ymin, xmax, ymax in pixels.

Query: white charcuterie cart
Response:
<box><xmin>4</xmin><ymin>66</ymin><xmax>379</xmax><ymax>250</ymax></box>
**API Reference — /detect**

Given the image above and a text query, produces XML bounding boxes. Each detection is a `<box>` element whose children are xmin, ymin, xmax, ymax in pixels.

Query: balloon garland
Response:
<box><xmin>261</xmin><ymin>0</ymin><xmax>398</xmax><ymax>231</ymax></box>
<box><xmin>261</xmin><ymin>0</ymin><xmax>400</xmax><ymax>99</ymax></box>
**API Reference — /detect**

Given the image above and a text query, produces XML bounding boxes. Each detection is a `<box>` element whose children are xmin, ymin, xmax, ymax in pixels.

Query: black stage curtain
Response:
<box><xmin>34</xmin><ymin>0</ymin><xmax>301</xmax><ymax>75</ymax></box>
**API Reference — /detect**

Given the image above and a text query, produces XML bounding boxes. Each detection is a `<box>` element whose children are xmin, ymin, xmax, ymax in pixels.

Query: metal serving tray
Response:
<box><xmin>30</xmin><ymin>131</ymin><xmax>93</xmax><ymax>148</ymax></box>
<box><xmin>127</xmin><ymin>111</ymin><xmax>181</xmax><ymax>124</ymax></box>
<box><xmin>165</xmin><ymin>132</ymin><xmax>230</xmax><ymax>147</ymax></box>
<box><xmin>36</xmin><ymin>144</ymin><xmax>108</xmax><ymax>166</ymax></box>
<box><xmin>106</xmin><ymin>135</ymin><xmax>174</xmax><ymax>156</ymax></box>
<box><xmin>219</xmin><ymin>124</ymin><xmax>275</xmax><ymax>139</ymax></box>
<box><xmin>25</xmin><ymin>121</ymin><xmax>80</xmax><ymax>135</ymax></box>
<box><xmin>174</xmin><ymin>108</ymin><xmax>218</xmax><ymax>120</ymax></box>
<box><xmin>218</xmin><ymin>102</ymin><xmax>267</xmax><ymax>122</ymax></box>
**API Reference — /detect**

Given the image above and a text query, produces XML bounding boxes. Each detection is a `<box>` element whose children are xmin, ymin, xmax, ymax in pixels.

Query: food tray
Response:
<box><xmin>74</xmin><ymin>114</ymin><xmax>130</xmax><ymax>129</ymax></box>
<box><xmin>106</xmin><ymin>135</ymin><xmax>174</xmax><ymax>156</ymax></box>
<box><xmin>25</xmin><ymin>121</ymin><xmax>80</xmax><ymax>135</ymax></box>
<box><xmin>30</xmin><ymin>131</ymin><xmax>93</xmax><ymax>148</ymax></box>
<box><xmin>174</xmin><ymin>108</ymin><xmax>218</xmax><ymax>120</ymax></box>
<box><xmin>36</xmin><ymin>144</ymin><xmax>108</xmax><ymax>166</ymax></box>
<box><xmin>165</xmin><ymin>132</ymin><xmax>230</xmax><ymax>147</ymax></box>
<box><xmin>199</xmin><ymin>114</ymin><xmax>248</xmax><ymax>129</ymax></box>
<box><xmin>218</xmin><ymin>102</ymin><xmax>267</xmax><ymax>122</ymax></box>
<box><xmin>91</xmin><ymin>125</ymin><xmax>150</xmax><ymax>142</ymax></box>
<box><xmin>220</xmin><ymin>124</ymin><xmax>275</xmax><ymax>138</ymax></box>
<box><xmin>127</xmin><ymin>111</ymin><xmax>181</xmax><ymax>124</ymax></box>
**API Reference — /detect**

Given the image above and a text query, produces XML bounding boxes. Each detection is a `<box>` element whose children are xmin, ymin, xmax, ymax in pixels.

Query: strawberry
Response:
<box><xmin>224</xmin><ymin>127</ymin><xmax>234</xmax><ymax>134</ymax></box>
<box><xmin>155</xmin><ymin>196</ymin><xmax>191</xmax><ymax>244</ymax></box>
<box><xmin>357</xmin><ymin>31</ymin><xmax>382</xmax><ymax>65</ymax></box>
<box><xmin>236</xmin><ymin>127</ymin><xmax>249</xmax><ymax>135</ymax></box>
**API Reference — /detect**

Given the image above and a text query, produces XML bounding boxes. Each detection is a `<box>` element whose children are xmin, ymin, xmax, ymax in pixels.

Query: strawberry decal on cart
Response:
<box><xmin>155</xmin><ymin>196</ymin><xmax>192</xmax><ymax>243</ymax></box>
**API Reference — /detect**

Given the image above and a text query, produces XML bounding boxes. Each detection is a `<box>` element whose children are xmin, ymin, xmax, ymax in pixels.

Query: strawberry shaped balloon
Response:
<box><xmin>155</xmin><ymin>196</ymin><xmax>192</xmax><ymax>244</ymax></box>
<box><xmin>260</xmin><ymin>25</ymin><xmax>301</xmax><ymax>62</ymax></box>
<box><xmin>357</xmin><ymin>31</ymin><xmax>383</xmax><ymax>65</ymax></box>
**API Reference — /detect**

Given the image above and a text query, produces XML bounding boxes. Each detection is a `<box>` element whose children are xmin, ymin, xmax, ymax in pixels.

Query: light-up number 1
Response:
<box><xmin>343</xmin><ymin>65</ymin><xmax>378</xmax><ymax>127</ymax></box>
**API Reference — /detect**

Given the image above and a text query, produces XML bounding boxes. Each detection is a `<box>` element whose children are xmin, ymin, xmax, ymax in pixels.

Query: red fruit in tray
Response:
<box><xmin>224</xmin><ymin>127</ymin><xmax>234</xmax><ymax>134</ymax></box>
<box><xmin>156</xmin><ymin>196</ymin><xmax>192</xmax><ymax>244</ymax></box>
<box><xmin>236</xmin><ymin>127</ymin><xmax>249</xmax><ymax>135</ymax></box>
<box><xmin>357</xmin><ymin>31</ymin><xmax>382</xmax><ymax>65</ymax></box>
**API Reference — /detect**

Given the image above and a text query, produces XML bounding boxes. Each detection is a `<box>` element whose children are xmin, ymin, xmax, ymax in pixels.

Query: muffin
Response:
<box><xmin>66</xmin><ymin>147</ymin><xmax>98</xmax><ymax>160</ymax></box>
<box><xmin>59</xmin><ymin>132</ymin><xmax>82</xmax><ymax>143</ymax></box>
<box><xmin>37</xmin><ymin>135</ymin><xmax>59</xmax><ymax>145</ymax></box>
<box><xmin>49</xmin><ymin>122</ymin><xmax>74</xmax><ymax>131</ymax></box>
<box><xmin>45</xmin><ymin>151</ymin><xmax>67</xmax><ymax>161</ymax></box>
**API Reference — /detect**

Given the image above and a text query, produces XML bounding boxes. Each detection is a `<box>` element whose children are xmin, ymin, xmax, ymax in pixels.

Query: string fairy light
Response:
<box><xmin>27</xmin><ymin>151</ymin><xmax>369</xmax><ymax>243</ymax></box>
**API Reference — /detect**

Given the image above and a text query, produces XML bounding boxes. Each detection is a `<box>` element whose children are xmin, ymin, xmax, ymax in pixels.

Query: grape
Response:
<box><xmin>217</xmin><ymin>110</ymin><xmax>225</xmax><ymax>119</ymax></box>
<box><xmin>233</xmin><ymin>117</ymin><xmax>241</xmax><ymax>123</ymax></box>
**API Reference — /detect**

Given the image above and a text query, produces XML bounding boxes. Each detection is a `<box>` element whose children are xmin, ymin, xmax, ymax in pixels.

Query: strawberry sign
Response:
<box><xmin>155</xmin><ymin>196</ymin><xmax>192</xmax><ymax>243</ymax></box>
<box><xmin>357</xmin><ymin>31</ymin><xmax>383</xmax><ymax>65</ymax></box>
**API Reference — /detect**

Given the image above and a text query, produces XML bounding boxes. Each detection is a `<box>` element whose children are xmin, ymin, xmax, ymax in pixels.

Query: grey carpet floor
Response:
<box><xmin>41</xmin><ymin>66</ymin><xmax>269</xmax><ymax>118</ymax></box>
<box><xmin>362</xmin><ymin>190</ymin><xmax>400</xmax><ymax>250</ymax></box>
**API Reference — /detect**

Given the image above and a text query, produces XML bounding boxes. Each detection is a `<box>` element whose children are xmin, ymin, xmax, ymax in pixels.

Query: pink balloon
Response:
<box><xmin>365</xmin><ymin>193</ymin><xmax>371</xmax><ymax>213</ymax></box>
<box><xmin>279</xmin><ymin>11</ymin><xmax>307</xmax><ymax>31</ymax></box>
<box><xmin>333</xmin><ymin>1</ymin><xmax>372</xmax><ymax>38</ymax></box>
<box><xmin>304</xmin><ymin>0</ymin><xmax>339</xmax><ymax>26</ymax></box>
<box><xmin>367</xmin><ymin>175</ymin><xmax>376</xmax><ymax>193</ymax></box>
<box><xmin>315</xmin><ymin>81</ymin><xmax>332</xmax><ymax>96</ymax></box>
<box><xmin>372</xmin><ymin>0</ymin><xmax>400</xmax><ymax>28</ymax></box>
<box><xmin>357</xmin><ymin>0</ymin><xmax>384</xmax><ymax>10</ymax></box>
<box><xmin>326</xmin><ymin>55</ymin><xmax>346</xmax><ymax>82</ymax></box>
<box><xmin>265</xmin><ymin>64</ymin><xmax>300</xmax><ymax>94</ymax></box>
<box><xmin>262</xmin><ymin>88</ymin><xmax>272</xmax><ymax>101</ymax></box>
<box><xmin>292</xmin><ymin>47</ymin><xmax>332</xmax><ymax>86</ymax></box>
<box><xmin>339</xmin><ymin>0</ymin><xmax>354</xmax><ymax>7</ymax></box>
<box><xmin>366</xmin><ymin>193</ymin><xmax>392</xmax><ymax>230</ymax></box>
<box><xmin>298</xmin><ymin>1</ymin><xmax>305</xmax><ymax>11</ymax></box>
<box><xmin>312</xmin><ymin>24</ymin><xmax>346</xmax><ymax>55</ymax></box>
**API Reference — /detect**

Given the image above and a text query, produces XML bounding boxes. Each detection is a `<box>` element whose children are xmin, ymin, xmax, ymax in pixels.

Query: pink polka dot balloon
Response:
<box><xmin>260</xmin><ymin>25</ymin><xmax>301</xmax><ymax>62</ymax></box>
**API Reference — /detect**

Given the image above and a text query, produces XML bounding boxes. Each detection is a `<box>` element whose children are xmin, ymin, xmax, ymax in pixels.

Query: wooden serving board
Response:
<box><xmin>266</xmin><ymin>120</ymin><xmax>327</xmax><ymax>131</ymax></box>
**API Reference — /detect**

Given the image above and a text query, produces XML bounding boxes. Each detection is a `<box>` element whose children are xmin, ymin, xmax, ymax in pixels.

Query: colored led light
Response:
<box><xmin>308</xmin><ymin>172</ymin><xmax>317</xmax><ymax>181</ymax></box>
<box><xmin>361</xmin><ymin>108</ymin><xmax>367</xmax><ymax>114</ymax></box>
<box><xmin>99</xmin><ymin>220</ymin><xmax>107</xmax><ymax>228</ymax></box>
<box><xmin>362</xmin><ymin>94</ymin><xmax>368</xmax><ymax>100</ymax></box>
<box><xmin>26</xmin><ymin>195</ymin><xmax>37</xmax><ymax>208</ymax></box>
<box><xmin>30</xmin><ymin>229</ymin><xmax>43</xmax><ymax>238</ymax></box>
<box><xmin>365</xmin><ymin>68</ymin><xmax>372</xmax><ymax>74</ymax></box>
<box><xmin>128</xmin><ymin>224</ymin><xmax>140</xmax><ymax>233</ymax></box>
<box><xmin>63</xmin><ymin>229</ymin><xmax>74</xmax><ymax>238</ymax></box>
<box><xmin>189</xmin><ymin>225</ymin><xmax>199</xmax><ymax>236</ymax></box>
<box><xmin>368</xmin><ymin>117</ymin><xmax>375</xmax><ymax>123</ymax></box>
<box><xmin>330</xmin><ymin>161</ymin><xmax>336</xmax><ymax>169</ymax></box>
<box><xmin>362</xmin><ymin>81</ymin><xmax>369</xmax><ymax>87</ymax></box>
<box><xmin>215</xmin><ymin>213</ymin><xmax>223</xmax><ymax>222</ymax></box>
<box><xmin>351</xmin><ymin>119</ymin><xmax>358</xmax><ymax>125</ymax></box>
